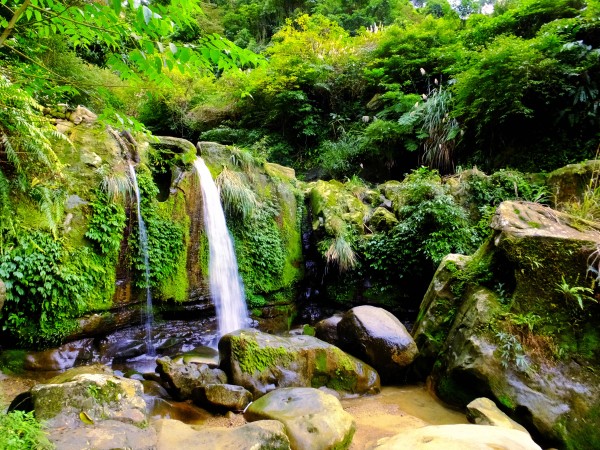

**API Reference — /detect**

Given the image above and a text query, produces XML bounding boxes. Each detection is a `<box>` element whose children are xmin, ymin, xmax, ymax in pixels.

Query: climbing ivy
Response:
<box><xmin>84</xmin><ymin>190</ymin><xmax>126</xmax><ymax>257</ymax></box>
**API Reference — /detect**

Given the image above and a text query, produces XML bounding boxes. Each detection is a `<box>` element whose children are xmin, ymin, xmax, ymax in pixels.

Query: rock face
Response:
<box><xmin>156</xmin><ymin>356</ymin><xmax>227</xmax><ymax>400</ymax></box>
<box><xmin>23</xmin><ymin>338</ymin><xmax>95</xmax><ymax>371</ymax></box>
<box><xmin>245</xmin><ymin>387</ymin><xmax>355</xmax><ymax>450</ymax></box>
<box><xmin>219</xmin><ymin>329</ymin><xmax>380</xmax><ymax>399</ymax></box>
<box><xmin>31</xmin><ymin>373</ymin><xmax>147</xmax><ymax>428</ymax></box>
<box><xmin>154</xmin><ymin>418</ymin><xmax>291</xmax><ymax>450</ymax></box>
<box><xmin>546</xmin><ymin>159</ymin><xmax>600</xmax><ymax>206</ymax></box>
<box><xmin>371</xmin><ymin>424</ymin><xmax>542</xmax><ymax>450</ymax></box>
<box><xmin>338</xmin><ymin>305</ymin><xmax>418</xmax><ymax>382</ymax></box>
<box><xmin>413</xmin><ymin>201</ymin><xmax>600</xmax><ymax>448</ymax></box>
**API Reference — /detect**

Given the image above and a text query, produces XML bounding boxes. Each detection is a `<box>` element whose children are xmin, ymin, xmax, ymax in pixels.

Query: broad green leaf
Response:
<box><xmin>142</xmin><ymin>5</ymin><xmax>152</xmax><ymax>25</ymax></box>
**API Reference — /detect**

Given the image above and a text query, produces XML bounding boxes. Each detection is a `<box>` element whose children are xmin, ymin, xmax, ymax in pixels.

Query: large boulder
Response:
<box><xmin>219</xmin><ymin>329</ymin><xmax>380</xmax><ymax>399</ymax></box>
<box><xmin>371</xmin><ymin>424</ymin><xmax>541</xmax><ymax>450</ymax></box>
<box><xmin>314</xmin><ymin>314</ymin><xmax>343</xmax><ymax>345</ymax></box>
<box><xmin>245</xmin><ymin>387</ymin><xmax>355</xmax><ymax>450</ymax></box>
<box><xmin>546</xmin><ymin>159</ymin><xmax>600</xmax><ymax>206</ymax></box>
<box><xmin>31</xmin><ymin>373</ymin><xmax>147</xmax><ymax>428</ymax></box>
<box><xmin>154</xmin><ymin>418</ymin><xmax>291</xmax><ymax>450</ymax></box>
<box><xmin>156</xmin><ymin>356</ymin><xmax>227</xmax><ymax>400</ymax></box>
<box><xmin>413</xmin><ymin>201</ymin><xmax>600</xmax><ymax>448</ymax></box>
<box><xmin>338</xmin><ymin>305</ymin><xmax>418</xmax><ymax>382</ymax></box>
<box><xmin>47</xmin><ymin>420</ymin><xmax>157</xmax><ymax>450</ymax></box>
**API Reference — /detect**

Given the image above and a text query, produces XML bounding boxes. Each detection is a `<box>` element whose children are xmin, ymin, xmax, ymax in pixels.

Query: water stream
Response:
<box><xmin>128</xmin><ymin>163</ymin><xmax>155</xmax><ymax>356</ymax></box>
<box><xmin>194</xmin><ymin>157</ymin><xmax>249</xmax><ymax>339</ymax></box>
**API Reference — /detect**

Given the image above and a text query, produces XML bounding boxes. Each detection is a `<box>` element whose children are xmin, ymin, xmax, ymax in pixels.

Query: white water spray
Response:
<box><xmin>128</xmin><ymin>163</ymin><xmax>155</xmax><ymax>356</ymax></box>
<box><xmin>194</xmin><ymin>157</ymin><xmax>248</xmax><ymax>338</ymax></box>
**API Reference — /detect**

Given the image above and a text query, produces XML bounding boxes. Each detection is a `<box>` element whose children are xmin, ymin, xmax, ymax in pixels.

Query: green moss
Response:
<box><xmin>230</xmin><ymin>335</ymin><xmax>293</xmax><ymax>374</ymax></box>
<box><xmin>497</xmin><ymin>394</ymin><xmax>516</xmax><ymax>411</ymax></box>
<box><xmin>0</xmin><ymin>350</ymin><xmax>26</xmax><ymax>374</ymax></box>
<box><xmin>560</xmin><ymin>402</ymin><xmax>600</xmax><ymax>450</ymax></box>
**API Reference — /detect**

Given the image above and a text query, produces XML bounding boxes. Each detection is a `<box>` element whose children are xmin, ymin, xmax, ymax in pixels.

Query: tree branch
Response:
<box><xmin>0</xmin><ymin>0</ymin><xmax>31</xmax><ymax>47</ymax></box>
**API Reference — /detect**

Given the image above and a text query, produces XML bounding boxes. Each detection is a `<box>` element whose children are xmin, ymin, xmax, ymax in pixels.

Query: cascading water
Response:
<box><xmin>194</xmin><ymin>157</ymin><xmax>249</xmax><ymax>338</ymax></box>
<box><xmin>128</xmin><ymin>163</ymin><xmax>155</xmax><ymax>356</ymax></box>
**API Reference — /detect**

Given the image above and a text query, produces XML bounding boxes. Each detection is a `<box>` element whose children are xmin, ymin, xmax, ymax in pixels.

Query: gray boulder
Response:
<box><xmin>31</xmin><ymin>373</ymin><xmax>147</xmax><ymax>428</ymax></box>
<box><xmin>338</xmin><ymin>305</ymin><xmax>418</xmax><ymax>382</ymax></box>
<box><xmin>154</xmin><ymin>418</ymin><xmax>290</xmax><ymax>450</ymax></box>
<box><xmin>370</xmin><ymin>424</ymin><xmax>541</xmax><ymax>450</ymax></box>
<box><xmin>156</xmin><ymin>356</ymin><xmax>227</xmax><ymax>400</ymax></box>
<box><xmin>245</xmin><ymin>387</ymin><xmax>355</xmax><ymax>450</ymax></box>
<box><xmin>219</xmin><ymin>329</ymin><xmax>380</xmax><ymax>399</ymax></box>
<box><xmin>194</xmin><ymin>383</ymin><xmax>253</xmax><ymax>412</ymax></box>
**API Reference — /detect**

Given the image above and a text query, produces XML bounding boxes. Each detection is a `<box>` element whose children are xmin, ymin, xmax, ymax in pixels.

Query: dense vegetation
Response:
<box><xmin>0</xmin><ymin>0</ymin><xmax>599</xmax><ymax>346</ymax></box>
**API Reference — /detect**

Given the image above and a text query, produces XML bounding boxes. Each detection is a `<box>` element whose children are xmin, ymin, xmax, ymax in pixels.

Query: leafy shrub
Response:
<box><xmin>0</xmin><ymin>411</ymin><xmax>53</xmax><ymax>450</ymax></box>
<box><xmin>363</xmin><ymin>168</ymin><xmax>479</xmax><ymax>282</ymax></box>
<box><xmin>0</xmin><ymin>232</ymin><xmax>89</xmax><ymax>346</ymax></box>
<box><xmin>85</xmin><ymin>190</ymin><xmax>127</xmax><ymax>257</ymax></box>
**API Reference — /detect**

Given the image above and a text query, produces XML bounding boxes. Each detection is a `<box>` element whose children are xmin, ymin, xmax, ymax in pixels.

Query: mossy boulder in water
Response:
<box><xmin>413</xmin><ymin>201</ymin><xmax>600</xmax><ymax>448</ymax></box>
<box><xmin>193</xmin><ymin>383</ymin><xmax>253</xmax><ymax>412</ymax></box>
<box><xmin>219</xmin><ymin>329</ymin><xmax>380</xmax><ymax>399</ymax></box>
<box><xmin>337</xmin><ymin>305</ymin><xmax>418</xmax><ymax>383</ymax></box>
<box><xmin>245</xmin><ymin>387</ymin><xmax>355</xmax><ymax>450</ymax></box>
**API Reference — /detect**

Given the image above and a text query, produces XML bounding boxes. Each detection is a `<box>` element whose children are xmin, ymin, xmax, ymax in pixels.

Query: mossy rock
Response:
<box><xmin>546</xmin><ymin>159</ymin><xmax>600</xmax><ymax>206</ymax></box>
<box><xmin>367</xmin><ymin>207</ymin><xmax>398</xmax><ymax>232</ymax></box>
<box><xmin>219</xmin><ymin>329</ymin><xmax>380</xmax><ymax>399</ymax></box>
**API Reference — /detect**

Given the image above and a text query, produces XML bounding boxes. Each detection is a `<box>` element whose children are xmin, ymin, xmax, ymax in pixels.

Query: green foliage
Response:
<box><xmin>555</xmin><ymin>275</ymin><xmax>596</xmax><ymax>310</ymax></box>
<box><xmin>495</xmin><ymin>331</ymin><xmax>531</xmax><ymax>372</ymax></box>
<box><xmin>0</xmin><ymin>410</ymin><xmax>53</xmax><ymax>450</ymax></box>
<box><xmin>216</xmin><ymin>166</ymin><xmax>258</xmax><ymax>220</ymax></box>
<box><xmin>363</xmin><ymin>168</ymin><xmax>479</xmax><ymax>284</ymax></box>
<box><xmin>322</xmin><ymin>235</ymin><xmax>357</xmax><ymax>273</ymax></box>
<box><xmin>129</xmin><ymin>167</ymin><xmax>184</xmax><ymax>289</ymax></box>
<box><xmin>85</xmin><ymin>190</ymin><xmax>126</xmax><ymax>257</ymax></box>
<box><xmin>0</xmin><ymin>231</ymin><xmax>99</xmax><ymax>346</ymax></box>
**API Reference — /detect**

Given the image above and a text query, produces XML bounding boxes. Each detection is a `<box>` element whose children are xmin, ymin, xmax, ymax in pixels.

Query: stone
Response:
<box><xmin>264</xmin><ymin>162</ymin><xmax>296</xmax><ymax>181</ymax></box>
<box><xmin>546</xmin><ymin>159</ymin><xmax>600</xmax><ymax>206</ymax></box>
<box><xmin>23</xmin><ymin>338</ymin><xmax>95</xmax><ymax>371</ymax></box>
<box><xmin>467</xmin><ymin>397</ymin><xmax>529</xmax><ymax>433</ymax></box>
<box><xmin>69</xmin><ymin>105</ymin><xmax>98</xmax><ymax>124</ymax></box>
<box><xmin>171</xmin><ymin>346</ymin><xmax>219</xmax><ymax>367</ymax></box>
<box><xmin>314</xmin><ymin>314</ymin><xmax>343</xmax><ymax>345</ymax></box>
<box><xmin>371</xmin><ymin>424</ymin><xmax>542</xmax><ymax>450</ymax></box>
<box><xmin>367</xmin><ymin>207</ymin><xmax>398</xmax><ymax>232</ymax></box>
<box><xmin>245</xmin><ymin>387</ymin><xmax>355</xmax><ymax>450</ymax></box>
<box><xmin>156</xmin><ymin>356</ymin><xmax>227</xmax><ymax>400</ymax></box>
<box><xmin>414</xmin><ymin>201</ymin><xmax>600</xmax><ymax>448</ymax></box>
<box><xmin>154</xmin><ymin>418</ymin><xmax>291</xmax><ymax>450</ymax></box>
<box><xmin>47</xmin><ymin>420</ymin><xmax>157</xmax><ymax>450</ymax></box>
<box><xmin>338</xmin><ymin>305</ymin><xmax>418</xmax><ymax>382</ymax></box>
<box><xmin>31</xmin><ymin>373</ymin><xmax>147</xmax><ymax>428</ymax></box>
<box><xmin>81</xmin><ymin>151</ymin><xmax>102</xmax><ymax>167</ymax></box>
<box><xmin>219</xmin><ymin>329</ymin><xmax>380</xmax><ymax>399</ymax></box>
<box><xmin>155</xmin><ymin>136</ymin><xmax>196</xmax><ymax>155</ymax></box>
<box><xmin>194</xmin><ymin>383</ymin><xmax>253</xmax><ymax>412</ymax></box>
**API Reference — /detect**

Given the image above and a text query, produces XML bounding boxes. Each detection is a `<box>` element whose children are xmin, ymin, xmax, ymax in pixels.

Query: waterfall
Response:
<box><xmin>194</xmin><ymin>157</ymin><xmax>248</xmax><ymax>338</ymax></box>
<box><xmin>128</xmin><ymin>163</ymin><xmax>155</xmax><ymax>356</ymax></box>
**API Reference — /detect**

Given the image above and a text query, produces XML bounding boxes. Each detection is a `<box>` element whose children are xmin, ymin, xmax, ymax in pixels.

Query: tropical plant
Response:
<box><xmin>555</xmin><ymin>275</ymin><xmax>596</xmax><ymax>310</ymax></box>
<box><xmin>0</xmin><ymin>410</ymin><xmax>53</xmax><ymax>450</ymax></box>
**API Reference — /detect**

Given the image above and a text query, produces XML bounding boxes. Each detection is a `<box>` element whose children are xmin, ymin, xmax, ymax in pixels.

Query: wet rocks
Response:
<box><xmin>338</xmin><ymin>305</ymin><xmax>418</xmax><ymax>382</ymax></box>
<box><xmin>467</xmin><ymin>397</ymin><xmax>529</xmax><ymax>433</ymax></box>
<box><xmin>47</xmin><ymin>420</ymin><xmax>157</xmax><ymax>450</ymax></box>
<box><xmin>314</xmin><ymin>314</ymin><xmax>342</xmax><ymax>345</ymax></box>
<box><xmin>219</xmin><ymin>329</ymin><xmax>380</xmax><ymax>399</ymax></box>
<box><xmin>23</xmin><ymin>338</ymin><xmax>95</xmax><ymax>371</ymax></box>
<box><xmin>156</xmin><ymin>356</ymin><xmax>227</xmax><ymax>400</ymax></box>
<box><xmin>245</xmin><ymin>387</ymin><xmax>355</xmax><ymax>450</ymax></box>
<box><xmin>154</xmin><ymin>418</ymin><xmax>291</xmax><ymax>450</ymax></box>
<box><xmin>194</xmin><ymin>383</ymin><xmax>253</xmax><ymax>412</ymax></box>
<box><xmin>31</xmin><ymin>373</ymin><xmax>147</xmax><ymax>428</ymax></box>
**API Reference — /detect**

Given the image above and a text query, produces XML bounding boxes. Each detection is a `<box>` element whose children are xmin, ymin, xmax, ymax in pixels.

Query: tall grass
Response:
<box><xmin>324</xmin><ymin>235</ymin><xmax>357</xmax><ymax>273</ymax></box>
<box><xmin>216</xmin><ymin>166</ymin><xmax>258</xmax><ymax>220</ymax></box>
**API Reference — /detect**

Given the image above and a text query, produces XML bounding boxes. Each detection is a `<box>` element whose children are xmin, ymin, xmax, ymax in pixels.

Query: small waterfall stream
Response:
<box><xmin>194</xmin><ymin>157</ymin><xmax>248</xmax><ymax>338</ymax></box>
<box><xmin>128</xmin><ymin>163</ymin><xmax>155</xmax><ymax>356</ymax></box>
